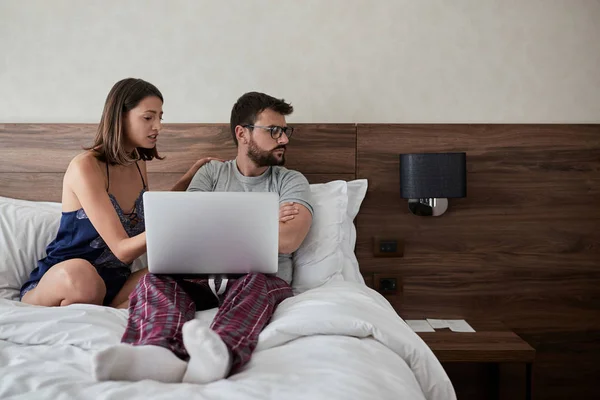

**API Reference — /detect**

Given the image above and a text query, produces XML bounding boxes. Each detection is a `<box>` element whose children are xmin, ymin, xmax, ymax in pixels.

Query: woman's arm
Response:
<box><xmin>171</xmin><ymin>157</ymin><xmax>223</xmax><ymax>191</ymax></box>
<box><xmin>66</xmin><ymin>157</ymin><xmax>146</xmax><ymax>264</ymax></box>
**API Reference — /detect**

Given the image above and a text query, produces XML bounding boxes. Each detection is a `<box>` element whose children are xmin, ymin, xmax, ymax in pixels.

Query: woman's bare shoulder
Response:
<box><xmin>65</xmin><ymin>151</ymin><xmax>104</xmax><ymax>181</ymax></box>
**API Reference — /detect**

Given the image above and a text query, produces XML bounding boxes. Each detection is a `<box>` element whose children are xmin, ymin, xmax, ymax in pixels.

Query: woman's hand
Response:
<box><xmin>279</xmin><ymin>202</ymin><xmax>299</xmax><ymax>223</ymax></box>
<box><xmin>189</xmin><ymin>157</ymin><xmax>225</xmax><ymax>176</ymax></box>
<box><xmin>171</xmin><ymin>157</ymin><xmax>225</xmax><ymax>191</ymax></box>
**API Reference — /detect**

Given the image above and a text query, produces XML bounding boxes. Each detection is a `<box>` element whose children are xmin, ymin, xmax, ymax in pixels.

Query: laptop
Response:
<box><xmin>143</xmin><ymin>191</ymin><xmax>279</xmax><ymax>276</ymax></box>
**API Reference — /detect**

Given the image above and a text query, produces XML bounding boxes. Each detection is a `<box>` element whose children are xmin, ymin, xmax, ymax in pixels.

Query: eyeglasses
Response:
<box><xmin>243</xmin><ymin>124</ymin><xmax>294</xmax><ymax>140</ymax></box>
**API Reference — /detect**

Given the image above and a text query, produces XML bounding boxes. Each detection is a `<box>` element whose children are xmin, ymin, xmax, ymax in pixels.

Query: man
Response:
<box><xmin>92</xmin><ymin>92</ymin><xmax>313</xmax><ymax>385</ymax></box>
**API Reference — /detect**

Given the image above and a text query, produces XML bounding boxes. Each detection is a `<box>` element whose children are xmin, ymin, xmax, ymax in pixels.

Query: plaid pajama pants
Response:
<box><xmin>121</xmin><ymin>273</ymin><xmax>293</xmax><ymax>371</ymax></box>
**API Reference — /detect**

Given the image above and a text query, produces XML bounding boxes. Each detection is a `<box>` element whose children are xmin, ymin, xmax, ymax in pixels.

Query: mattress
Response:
<box><xmin>0</xmin><ymin>280</ymin><xmax>456</xmax><ymax>400</ymax></box>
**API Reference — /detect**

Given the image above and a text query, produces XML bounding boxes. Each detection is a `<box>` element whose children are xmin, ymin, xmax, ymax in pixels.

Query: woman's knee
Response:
<box><xmin>55</xmin><ymin>260</ymin><xmax>106</xmax><ymax>305</ymax></box>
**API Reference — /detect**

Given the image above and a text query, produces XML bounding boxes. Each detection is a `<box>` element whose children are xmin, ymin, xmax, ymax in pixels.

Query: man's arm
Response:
<box><xmin>279</xmin><ymin>203</ymin><xmax>312</xmax><ymax>254</ymax></box>
<box><xmin>278</xmin><ymin>171</ymin><xmax>313</xmax><ymax>254</ymax></box>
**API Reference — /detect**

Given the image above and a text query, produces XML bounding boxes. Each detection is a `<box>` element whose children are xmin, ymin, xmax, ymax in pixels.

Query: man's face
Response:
<box><xmin>246</xmin><ymin>109</ymin><xmax>290</xmax><ymax>167</ymax></box>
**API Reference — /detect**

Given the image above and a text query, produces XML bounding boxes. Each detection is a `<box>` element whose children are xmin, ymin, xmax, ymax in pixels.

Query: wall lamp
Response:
<box><xmin>399</xmin><ymin>152</ymin><xmax>467</xmax><ymax>216</ymax></box>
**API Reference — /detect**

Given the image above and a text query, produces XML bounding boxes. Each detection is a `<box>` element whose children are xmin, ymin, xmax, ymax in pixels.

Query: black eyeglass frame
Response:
<box><xmin>243</xmin><ymin>124</ymin><xmax>294</xmax><ymax>140</ymax></box>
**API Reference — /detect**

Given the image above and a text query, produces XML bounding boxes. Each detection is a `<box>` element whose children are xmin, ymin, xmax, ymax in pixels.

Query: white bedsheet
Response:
<box><xmin>0</xmin><ymin>281</ymin><xmax>456</xmax><ymax>400</ymax></box>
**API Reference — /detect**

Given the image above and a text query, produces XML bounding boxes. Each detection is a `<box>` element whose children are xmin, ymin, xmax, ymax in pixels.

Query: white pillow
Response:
<box><xmin>292</xmin><ymin>181</ymin><xmax>347</xmax><ymax>293</ymax></box>
<box><xmin>0</xmin><ymin>196</ymin><xmax>62</xmax><ymax>301</ymax></box>
<box><xmin>0</xmin><ymin>179</ymin><xmax>365</xmax><ymax>301</ymax></box>
<box><xmin>341</xmin><ymin>179</ymin><xmax>368</xmax><ymax>284</ymax></box>
<box><xmin>0</xmin><ymin>196</ymin><xmax>147</xmax><ymax>302</ymax></box>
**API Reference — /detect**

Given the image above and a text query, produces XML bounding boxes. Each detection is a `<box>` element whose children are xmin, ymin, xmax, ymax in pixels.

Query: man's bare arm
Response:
<box><xmin>278</xmin><ymin>203</ymin><xmax>312</xmax><ymax>254</ymax></box>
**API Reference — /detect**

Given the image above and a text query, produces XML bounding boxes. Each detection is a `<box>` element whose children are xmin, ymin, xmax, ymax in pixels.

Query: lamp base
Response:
<box><xmin>408</xmin><ymin>198</ymin><xmax>448</xmax><ymax>217</ymax></box>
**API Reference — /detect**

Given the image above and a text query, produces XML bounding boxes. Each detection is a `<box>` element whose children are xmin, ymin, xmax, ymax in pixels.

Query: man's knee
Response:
<box><xmin>244</xmin><ymin>273</ymin><xmax>268</xmax><ymax>285</ymax></box>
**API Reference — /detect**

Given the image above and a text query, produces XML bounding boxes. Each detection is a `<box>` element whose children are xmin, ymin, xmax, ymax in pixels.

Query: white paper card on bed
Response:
<box><xmin>426</xmin><ymin>319</ymin><xmax>476</xmax><ymax>332</ymax></box>
<box><xmin>405</xmin><ymin>320</ymin><xmax>435</xmax><ymax>332</ymax></box>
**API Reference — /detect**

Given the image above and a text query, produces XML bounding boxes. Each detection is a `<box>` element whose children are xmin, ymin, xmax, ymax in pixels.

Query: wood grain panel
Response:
<box><xmin>0</xmin><ymin>123</ymin><xmax>356</xmax><ymax>174</ymax></box>
<box><xmin>0</xmin><ymin>172</ymin><xmax>356</xmax><ymax>202</ymax></box>
<box><xmin>0</xmin><ymin>122</ymin><xmax>356</xmax><ymax>201</ymax></box>
<box><xmin>0</xmin><ymin>124</ymin><xmax>89</xmax><ymax>172</ymax></box>
<box><xmin>357</xmin><ymin>123</ymin><xmax>600</xmax><ymax>400</ymax></box>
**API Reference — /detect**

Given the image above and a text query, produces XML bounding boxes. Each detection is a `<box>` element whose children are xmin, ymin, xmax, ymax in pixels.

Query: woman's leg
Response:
<box><xmin>109</xmin><ymin>267</ymin><xmax>149</xmax><ymax>308</ymax></box>
<box><xmin>21</xmin><ymin>259</ymin><xmax>106</xmax><ymax>306</ymax></box>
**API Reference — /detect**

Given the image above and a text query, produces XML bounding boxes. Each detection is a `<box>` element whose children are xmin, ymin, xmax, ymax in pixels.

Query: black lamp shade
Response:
<box><xmin>399</xmin><ymin>152</ymin><xmax>467</xmax><ymax>199</ymax></box>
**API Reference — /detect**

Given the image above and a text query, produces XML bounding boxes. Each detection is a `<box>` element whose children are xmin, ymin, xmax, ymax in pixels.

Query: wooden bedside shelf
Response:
<box><xmin>415</xmin><ymin>320</ymin><xmax>535</xmax><ymax>400</ymax></box>
<box><xmin>417</xmin><ymin>320</ymin><xmax>535</xmax><ymax>363</ymax></box>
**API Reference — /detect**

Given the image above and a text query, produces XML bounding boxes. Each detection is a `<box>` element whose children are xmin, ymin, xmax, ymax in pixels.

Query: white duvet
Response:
<box><xmin>0</xmin><ymin>281</ymin><xmax>456</xmax><ymax>400</ymax></box>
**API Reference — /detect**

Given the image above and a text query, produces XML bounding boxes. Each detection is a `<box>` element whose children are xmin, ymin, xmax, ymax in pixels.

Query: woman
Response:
<box><xmin>20</xmin><ymin>78</ymin><xmax>219</xmax><ymax>308</ymax></box>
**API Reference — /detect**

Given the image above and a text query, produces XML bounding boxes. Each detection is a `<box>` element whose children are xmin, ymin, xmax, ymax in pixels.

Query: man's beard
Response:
<box><xmin>247</xmin><ymin>138</ymin><xmax>286</xmax><ymax>167</ymax></box>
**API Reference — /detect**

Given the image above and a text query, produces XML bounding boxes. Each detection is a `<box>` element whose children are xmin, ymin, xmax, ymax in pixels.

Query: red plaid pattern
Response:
<box><xmin>122</xmin><ymin>273</ymin><xmax>293</xmax><ymax>372</ymax></box>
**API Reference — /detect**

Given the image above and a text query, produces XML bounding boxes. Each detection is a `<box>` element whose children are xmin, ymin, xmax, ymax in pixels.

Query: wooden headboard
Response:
<box><xmin>0</xmin><ymin>123</ymin><xmax>356</xmax><ymax>201</ymax></box>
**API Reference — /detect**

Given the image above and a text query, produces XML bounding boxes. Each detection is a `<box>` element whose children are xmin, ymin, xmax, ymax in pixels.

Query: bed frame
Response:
<box><xmin>2</xmin><ymin>122</ymin><xmax>599</xmax><ymax>399</ymax></box>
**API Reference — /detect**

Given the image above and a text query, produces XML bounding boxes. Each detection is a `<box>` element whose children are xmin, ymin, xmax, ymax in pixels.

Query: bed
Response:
<box><xmin>0</xmin><ymin>123</ymin><xmax>456</xmax><ymax>400</ymax></box>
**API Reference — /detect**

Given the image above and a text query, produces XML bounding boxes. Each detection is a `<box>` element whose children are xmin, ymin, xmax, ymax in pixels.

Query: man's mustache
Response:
<box><xmin>272</xmin><ymin>145</ymin><xmax>287</xmax><ymax>151</ymax></box>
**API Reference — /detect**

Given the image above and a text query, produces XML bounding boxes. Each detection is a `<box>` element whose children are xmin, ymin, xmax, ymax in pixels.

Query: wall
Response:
<box><xmin>1</xmin><ymin>0</ymin><xmax>599</xmax><ymax>123</ymax></box>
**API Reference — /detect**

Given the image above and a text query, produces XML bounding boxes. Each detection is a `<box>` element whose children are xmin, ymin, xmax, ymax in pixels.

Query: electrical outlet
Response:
<box><xmin>372</xmin><ymin>237</ymin><xmax>404</xmax><ymax>257</ymax></box>
<box><xmin>379</xmin><ymin>278</ymin><xmax>397</xmax><ymax>292</ymax></box>
<box><xmin>380</xmin><ymin>240</ymin><xmax>397</xmax><ymax>253</ymax></box>
<box><xmin>374</xmin><ymin>273</ymin><xmax>403</xmax><ymax>295</ymax></box>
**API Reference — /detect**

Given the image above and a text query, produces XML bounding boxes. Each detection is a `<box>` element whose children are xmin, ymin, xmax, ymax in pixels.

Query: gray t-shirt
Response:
<box><xmin>187</xmin><ymin>159</ymin><xmax>313</xmax><ymax>284</ymax></box>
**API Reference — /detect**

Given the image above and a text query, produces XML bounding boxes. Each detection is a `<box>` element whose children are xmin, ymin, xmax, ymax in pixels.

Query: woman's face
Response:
<box><xmin>124</xmin><ymin>95</ymin><xmax>163</xmax><ymax>150</ymax></box>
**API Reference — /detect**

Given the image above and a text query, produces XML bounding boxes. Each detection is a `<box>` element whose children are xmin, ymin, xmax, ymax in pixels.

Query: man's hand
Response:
<box><xmin>279</xmin><ymin>202</ymin><xmax>299</xmax><ymax>223</ymax></box>
<box><xmin>278</xmin><ymin>202</ymin><xmax>312</xmax><ymax>254</ymax></box>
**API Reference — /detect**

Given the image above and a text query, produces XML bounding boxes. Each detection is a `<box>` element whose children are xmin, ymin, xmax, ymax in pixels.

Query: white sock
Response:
<box><xmin>91</xmin><ymin>344</ymin><xmax>187</xmax><ymax>383</ymax></box>
<box><xmin>182</xmin><ymin>319</ymin><xmax>232</xmax><ymax>384</ymax></box>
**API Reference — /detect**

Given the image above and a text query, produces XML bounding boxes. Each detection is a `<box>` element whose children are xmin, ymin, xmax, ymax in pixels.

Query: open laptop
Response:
<box><xmin>143</xmin><ymin>191</ymin><xmax>279</xmax><ymax>276</ymax></box>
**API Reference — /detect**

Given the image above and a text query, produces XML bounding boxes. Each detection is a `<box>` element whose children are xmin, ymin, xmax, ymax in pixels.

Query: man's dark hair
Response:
<box><xmin>229</xmin><ymin>92</ymin><xmax>293</xmax><ymax>146</ymax></box>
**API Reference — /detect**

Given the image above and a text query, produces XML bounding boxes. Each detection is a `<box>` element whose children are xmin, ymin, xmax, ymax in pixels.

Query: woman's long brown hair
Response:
<box><xmin>86</xmin><ymin>78</ymin><xmax>164</xmax><ymax>165</ymax></box>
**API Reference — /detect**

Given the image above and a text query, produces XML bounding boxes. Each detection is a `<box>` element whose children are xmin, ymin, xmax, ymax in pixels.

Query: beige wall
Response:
<box><xmin>0</xmin><ymin>0</ymin><xmax>599</xmax><ymax>123</ymax></box>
